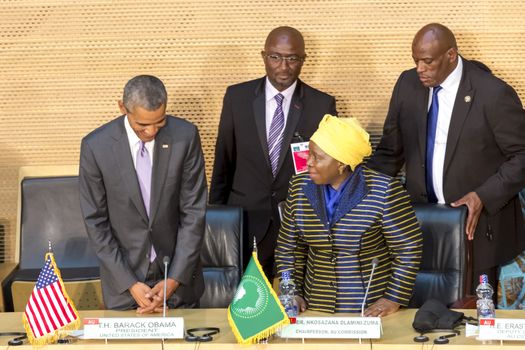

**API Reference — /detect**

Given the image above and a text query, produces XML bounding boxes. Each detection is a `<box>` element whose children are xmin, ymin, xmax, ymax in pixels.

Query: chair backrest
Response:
<box><xmin>9</xmin><ymin>167</ymin><xmax>243</xmax><ymax>309</ymax></box>
<box><xmin>409</xmin><ymin>203</ymin><xmax>468</xmax><ymax>308</ymax></box>
<box><xmin>4</xmin><ymin>166</ymin><xmax>102</xmax><ymax>311</ymax></box>
<box><xmin>199</xmin><ymin>205</ymin><xmax>243</xmax><ymax>308</ymax></box>
<box><xmin>18</xmin><ymin>172</ymin><xmax>98</xmax><ymax>269</ymax></box>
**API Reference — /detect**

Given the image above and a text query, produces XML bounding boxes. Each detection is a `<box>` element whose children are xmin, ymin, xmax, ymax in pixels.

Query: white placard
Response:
<box><xmin>478</xmin><ymin>318</ymin><xmax>525</xmax><ymax>341</ymax></box>
<box><xmin>83</xmin><ymin>317</ymin><xmax>184</xmax><ymax>339</ymax></box>
<box><xmin>278</xmin><ymin>317</ymin><xmax>381</xmax><ymax>339</ymax></box>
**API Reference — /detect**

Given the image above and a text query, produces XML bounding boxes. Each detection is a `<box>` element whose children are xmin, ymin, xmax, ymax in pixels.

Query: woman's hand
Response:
<box><xmin>364</xmin><ymin>298</ymin><xmax>400</xmax><ymax>317</ymax></box>
<box><xmin>295</xmin><ymin>295</ymin><xmax>308</xmax><ymax>313</ymax></box>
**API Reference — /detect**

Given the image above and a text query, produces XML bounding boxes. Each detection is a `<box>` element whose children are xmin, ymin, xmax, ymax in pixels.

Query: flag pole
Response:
<box><xmin>228</xmin><ymin>235</ymin><xmax>290</xmax><ymax>345</ymax></box>
<box><xmin>253</xmin><ymin>237</ymin><xmax>257</xmax><ymax>258</ymax></box>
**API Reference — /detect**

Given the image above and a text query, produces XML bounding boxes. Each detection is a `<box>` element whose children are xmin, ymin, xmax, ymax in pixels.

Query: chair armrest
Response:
<box><xmin>0</xmin><ymin>263</ymin><xmax>19</xmax><ymax>312</ymax></box>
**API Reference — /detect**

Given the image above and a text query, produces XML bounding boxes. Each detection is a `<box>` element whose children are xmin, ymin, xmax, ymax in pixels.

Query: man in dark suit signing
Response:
<box><xmin>210</xmin><ymin>26</ymin><xmax>337</xmax><ymax>279</ymax></box>
<box><xmin>367</xmin><ymin>23</ymin><xmax>525</xmax><ymax>293</ymax></box>
<box><xmin>80</xmin><ymin>75</ymin><xmax>207</xmax><ymax>311</ymax></box>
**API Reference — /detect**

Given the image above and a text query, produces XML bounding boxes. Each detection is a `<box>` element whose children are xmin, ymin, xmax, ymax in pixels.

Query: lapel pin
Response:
<box><xmin>464</xmin><ymin>95</ymin><xmax>471</xmax><ymax>103</ymax></box>
<box><xmin>162</xmin><ymin>144</ymin><xmax>169</xmax><ymax>149</ymax></box>
<box><xmin>294</xmin><ymin>103</ymin><xmax>300</xmax><ymax>109</ymax></box>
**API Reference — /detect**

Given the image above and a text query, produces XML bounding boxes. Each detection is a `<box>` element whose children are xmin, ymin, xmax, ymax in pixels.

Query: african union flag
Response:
<box><xmin>228</xmin><ymin>251</ymin><xmax>289</xmax><ymax>344</ymax></box>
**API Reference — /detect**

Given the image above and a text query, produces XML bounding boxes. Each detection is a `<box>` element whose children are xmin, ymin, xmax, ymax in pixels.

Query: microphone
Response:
<box><xmin>162</xmin><ymin>256</ymin><xmax>170</xmax><ymax>317</ymax></box>
<box><xmin>361</xmin><ymin>258</ymin><xmax>379</xmax><ymax>317</ymax></box>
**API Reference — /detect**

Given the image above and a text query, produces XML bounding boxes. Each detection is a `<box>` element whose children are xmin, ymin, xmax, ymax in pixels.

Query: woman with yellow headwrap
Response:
<box><xmin>275</xmin><ymin>114</ymin><xmax>422</xmax><ymax>315</ymax></box>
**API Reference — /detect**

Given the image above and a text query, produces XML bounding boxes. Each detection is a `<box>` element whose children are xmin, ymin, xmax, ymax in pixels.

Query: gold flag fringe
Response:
<box><xmin>22</xmin><ymin>252</ymin><xmax>81</xmax><ymax>346</ymax></box>
<box><xmin>227</xmin><ymin>252</ymin><xmax>290</xmax><ymax>344</ymax></box>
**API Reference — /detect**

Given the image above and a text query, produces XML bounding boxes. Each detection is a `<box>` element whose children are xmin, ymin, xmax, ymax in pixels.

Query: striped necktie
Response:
<box><xmin>268</xmin><ymin>93</ymin><xmax>285</xmax><ymax>177</ymax></box>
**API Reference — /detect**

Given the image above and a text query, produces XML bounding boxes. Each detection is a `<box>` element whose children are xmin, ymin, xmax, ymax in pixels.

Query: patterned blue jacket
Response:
<box><xmin>275</xmin><ymin>165</ymin><xmax>422</xmax><ymax>313</ymax></box>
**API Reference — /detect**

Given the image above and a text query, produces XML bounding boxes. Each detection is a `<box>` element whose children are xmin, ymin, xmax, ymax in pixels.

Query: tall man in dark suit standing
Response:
<box><xmin>210</xmin><ymin>26</ymin><xmax>337</xmax><ymax>279</ymax></box>
<box><xmin>367</xmin><ymin>23</ymin><xmax>525</xmax><ymax>293</ymax></box>
<box><xmin>80</xmin><ymin>75</ymin><xmax>207</xmax><ymax>311</ymax></box>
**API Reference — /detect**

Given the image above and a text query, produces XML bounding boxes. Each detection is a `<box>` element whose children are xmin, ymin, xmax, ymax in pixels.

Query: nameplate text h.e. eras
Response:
<box><xmin>479</xmin><ymin>318</ymin><xmax>525</xmax><ymax>341</ymax></box>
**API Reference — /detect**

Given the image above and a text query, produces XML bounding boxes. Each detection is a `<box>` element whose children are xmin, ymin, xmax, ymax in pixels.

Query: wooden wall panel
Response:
<box><xmin>1</xmin><ymin>0</ymin><xmax>524</xmax><ymax>261</ymax></box>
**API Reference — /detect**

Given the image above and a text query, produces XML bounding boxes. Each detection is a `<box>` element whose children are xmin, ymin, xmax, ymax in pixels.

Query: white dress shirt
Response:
<box><xmin>265</xmin><ymin>77</ymin><xmax>297</xmax><ymax>140</ymax></box>
<box><xmin>428</xmin><ymin>56</ymin><xmax>463</xmax><ymax>204</ymax></box>
<box><xmin>124</xmin><ymin>116</ymin><xmax>155</xmax><ymax>167</ymax></box>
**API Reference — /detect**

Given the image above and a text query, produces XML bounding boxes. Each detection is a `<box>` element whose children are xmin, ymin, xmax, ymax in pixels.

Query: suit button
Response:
<box><xmin>330</xmin><ymin>281</ymin><xmax>336</xmax><ymax>288</ymax></box>
<box><xmin>331</xmin><ymin>256</ymin><xmax>336</xmax><ymax>263</ymax></box>
<box><xmin>327</xmin><ymin>235</ymin><xmax>333</xmax><ymax>242</ymax></box>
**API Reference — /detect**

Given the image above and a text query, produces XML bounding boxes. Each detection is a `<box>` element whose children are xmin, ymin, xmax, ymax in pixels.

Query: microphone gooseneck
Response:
<box><xmin>163</xmin><ymin>256</ymin><xmax>170</xmax><ymax>318</ymax></box>
<box><xmin>361</xmin><ymin>258</ymin><xmax>379</xmax><ymax>317</ymax></box>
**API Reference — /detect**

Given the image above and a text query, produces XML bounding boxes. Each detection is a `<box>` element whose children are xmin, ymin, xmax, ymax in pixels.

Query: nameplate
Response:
<box><xmin>83</xmin><ymin>317</ymin><xmax>184</xmax><ymax>339</ymax></box>
<box><xmin>478</xmin><ymin>318</ymin><xmax>525</xmax><ymax>341</ymax></box>
<box><xmin>278</xmin><ymin>317</ymin><xmax>381</xmax><ymax>339</ymax></box>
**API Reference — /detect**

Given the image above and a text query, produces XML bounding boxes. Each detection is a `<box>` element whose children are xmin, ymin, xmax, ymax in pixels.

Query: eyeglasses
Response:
<box><xmin>263</xmin><ymin>53</ymin><xmax>305</xmax><ymax>65</ymax></box>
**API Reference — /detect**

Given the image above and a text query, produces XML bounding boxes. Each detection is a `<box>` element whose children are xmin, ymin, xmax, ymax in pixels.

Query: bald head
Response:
<box><xmin>413</xmin><ymin>23</ymin><xmax>457</xmax><ymax>52</ymax></box>
<box><xmin>411</xmin><ymin>23</ymin><xmax>458</xmax><ymax>87</ymax></box>
<box><xmin>265</xmin><ymin>26</ymin><xmax>305</xmax><ymax>52</ymax></box>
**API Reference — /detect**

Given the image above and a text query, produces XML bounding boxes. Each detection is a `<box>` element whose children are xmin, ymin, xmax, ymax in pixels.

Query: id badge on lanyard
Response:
<box><xmin>290</xmin><ymin>141</ymin><xmax>309</xmax><ymax>174</ymax></box>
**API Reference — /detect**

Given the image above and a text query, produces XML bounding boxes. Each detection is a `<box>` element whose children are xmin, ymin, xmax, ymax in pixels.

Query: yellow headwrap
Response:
<box><xmin>310</xmin><ymin>114</ymin><xmax>372</xmax><ymax>171</ymax></box>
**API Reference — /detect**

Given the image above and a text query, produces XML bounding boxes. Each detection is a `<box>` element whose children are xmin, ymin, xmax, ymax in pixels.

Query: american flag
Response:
<box><xmin>22</xmin><ymin>253</ymin><xmax>79</xmax><ymax>345</ymax></box>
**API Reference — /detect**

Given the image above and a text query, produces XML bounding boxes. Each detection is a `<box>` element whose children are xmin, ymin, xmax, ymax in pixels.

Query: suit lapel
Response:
<box><xmin>111</xmin><ymin>117</ymin><xmax>149</xmax><ymax>223</ymax></box>
<box><xmin>303</xmin><ymin>168</ymin><xmax>369</xmax><ymax>229</ymax></box>
<box><xmin>275</xmin><ymin>81</ymin><xmax>303</xmax><ymax>176</ymax></box>
<box><xmin>330</xmin><ymin>166</ymin><xmax>369</xmax><ymax>225</ymax></box>
<box><xmin>303</xmin><ymin>180</ymin><xmax>328</xmax><ymax>229</ymax></box>
<box><xmin>149</xmin><ymin>125</ymin><xmax>172</xmax><ymax>226</ymax></box>
<box><xmin>253</xmin><ymin>79</ymin><xmax>271</xmax><ymax>170</ymax></box>
<box><xmin>416</xmin><ymin>84</ymin><xmax>431</xmax><ymax>164</ymax></box>
<box><xmin>444</xmin><ymin>63</ymin><xmax>474</xmax><ymax>175</ymax></box>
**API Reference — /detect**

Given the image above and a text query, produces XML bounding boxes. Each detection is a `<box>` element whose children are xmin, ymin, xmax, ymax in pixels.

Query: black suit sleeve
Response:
<box><xmin>366</xmin><ymin>72</ymin><xmax>406</xmax><ymax>177</ymax></box>
<box><xmin>475</xmin><ymin>83</ymin><xmax>525</xmax><ymax>214</ymax></box>
<box><xmin>209</xmin><ymin>88</ymin><xmax>236</xmax><ymax>204</ymax></box>
<box><xmin>328</xmin><ymin>96</ymin><xmax>337</xmax><ymax>116</ymax></box>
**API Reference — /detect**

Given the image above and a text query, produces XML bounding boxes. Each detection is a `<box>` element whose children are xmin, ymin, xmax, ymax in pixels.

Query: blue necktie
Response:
<box><xmin>268</xmin><ymin>93</ymin><xmax>285</xmax><ymax>177</ymax></box>
<box><xmin>425</xmin><ymin>86</ymin><xmax>442</xmax><ymax>203</ymax></box>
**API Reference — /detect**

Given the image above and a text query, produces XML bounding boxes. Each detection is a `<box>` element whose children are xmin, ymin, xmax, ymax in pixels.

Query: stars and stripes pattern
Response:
<box><xmin>22</xmin><ymin>253</ymin><xmax>80</xmax><ymax>345</ymax></box>
<box><xmin>268</xmin><ymin>93</ymin><xmax>285</xmax><ymax>177</ymax></box>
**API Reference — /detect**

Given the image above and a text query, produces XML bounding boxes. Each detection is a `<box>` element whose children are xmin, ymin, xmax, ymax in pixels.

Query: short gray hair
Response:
<box><xmin>122</xmin><ymin>75</ymin><xmax>167</xmax><ymax>111</ymax></box>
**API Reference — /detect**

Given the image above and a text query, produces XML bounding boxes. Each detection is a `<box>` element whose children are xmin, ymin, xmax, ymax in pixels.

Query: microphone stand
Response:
<box><xmin>163</xmin><ymin>256</ymin><xmax>170</xmax><ymax>317</ymax></box>
<box><xmin>359</xmin><ymin>258</ymin><xmax>379</xmax><ymax>345</ymax></box>
<box><xmin>162</xmin><ymin>256</ymin><xmax>170</xmax><ymax>350</ymax></box>
<box><xmin>361</xmin><ymin>258</ymin><xmax>379</xmax><ymax>317</ymax></box>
